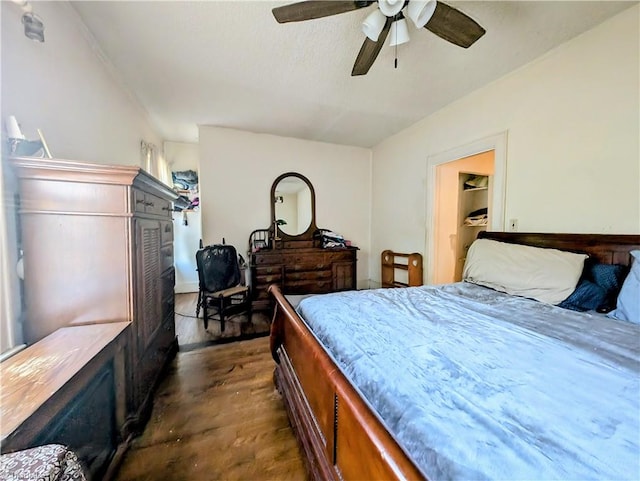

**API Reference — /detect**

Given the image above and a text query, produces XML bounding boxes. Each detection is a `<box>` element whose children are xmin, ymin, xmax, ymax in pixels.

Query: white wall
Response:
<box><xmin>370</xmin><ymin>5</ymin><xmax>640</xmax><ymax>283</ymax></box>
<box><xmin>199</xmin><ymin>126</ymin><xmax>372</xmax><ymax>288</ymax></box>
<box><xmin>1</xmin><ymin>1</ymin><xmax>164</xmax><ymax>349</ymax></box>
<box><xmin>165</xmin><ymin>141</ymin><xmax>201</xmax><ymax>293</ymax></box>
<box><xmin>1</xmin><ymin>1</ymin><xmax>162</xmax><ymax>165</ymax></box>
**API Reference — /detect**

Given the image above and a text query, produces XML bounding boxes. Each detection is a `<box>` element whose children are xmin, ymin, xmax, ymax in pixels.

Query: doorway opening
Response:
<box><xmin>433</xmin><ymin>151</ymin><xmax>494</xmax><ymax>283</ymax></box>
<box><xmin>425</xmin><ymin>132</ymin><xmax>507</xmax><ymax>284</ymax></box>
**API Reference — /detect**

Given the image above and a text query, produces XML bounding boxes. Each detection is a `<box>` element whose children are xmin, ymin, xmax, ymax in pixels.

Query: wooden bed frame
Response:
<box><xmin>269</xmin><ymin>233</ymin><xmax>640</xmax><ymax>481</ymax></box>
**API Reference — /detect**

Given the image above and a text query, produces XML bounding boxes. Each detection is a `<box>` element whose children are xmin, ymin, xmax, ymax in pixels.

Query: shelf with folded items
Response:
<box><xmin>456</xmin><ymin>173</ymin><xmax>490</xmax><ymax>281</ymax></box>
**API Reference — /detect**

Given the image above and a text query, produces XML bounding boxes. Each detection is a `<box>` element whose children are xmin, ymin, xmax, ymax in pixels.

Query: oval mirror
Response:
<box><xmin>271</xmin><ymin>172</ymin><xmax>315</xmax><ymax>237</ymax></box>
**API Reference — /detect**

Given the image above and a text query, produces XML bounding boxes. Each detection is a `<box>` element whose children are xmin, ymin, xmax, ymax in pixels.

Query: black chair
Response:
<box><xmin>195</xmin><ymin>244</ymin><xmax>251</xmax><ymax>331</ymax></box>
<box><xmin>248</xmin><ymin>228</ymin><xmax>270</xmax><ymax>253</ymax></box>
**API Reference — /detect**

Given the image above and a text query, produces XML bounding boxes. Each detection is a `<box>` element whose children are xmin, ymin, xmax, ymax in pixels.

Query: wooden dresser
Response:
<box><xmin>251</xmin><ymin>246</ymin><xmax>357</xmax><ymax>311</ymax></box>
<box><xmin>250</xmin><ymin>171</ymin><xmax>358</xmax><ymax>311</ymax></box>
<box><xmin>9</xmin><ymin>156</ymin><xmax>179</xmax><ymax>439</ymax></box>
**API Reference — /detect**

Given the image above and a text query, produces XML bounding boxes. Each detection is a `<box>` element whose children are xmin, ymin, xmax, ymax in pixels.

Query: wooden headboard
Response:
<box><xmin>478</xmin><ymin>232</ymin><xmax>640</xmax><ymax>267</ymax></box>
<box><xmin>381</xmin><ymin>250</ymin><xmax>423</xmax><ymax>287</ymax></box>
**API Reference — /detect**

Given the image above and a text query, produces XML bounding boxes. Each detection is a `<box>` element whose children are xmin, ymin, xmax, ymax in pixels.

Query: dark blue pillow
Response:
<box><xmin>558</xmin><ymin>263</ymin><xmax>628</xmax><ymax>312</ymax></box>
<box><xmin>589</xmin><ymin>263</ymin><xmax>627</xmax><ymax>292</ymax></box>
<box><xmin>587</xmin><ymin>263</ymin><xmax>628</xmax><ymax>312</ymax></box>
<box><xmin>558</xmin><ymin>279</ymin><xmax>607</xmax><ymax>312</ymax></box>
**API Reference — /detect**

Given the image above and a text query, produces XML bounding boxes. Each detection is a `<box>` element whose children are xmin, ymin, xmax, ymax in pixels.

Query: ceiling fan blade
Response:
<box><xmin>273</xmin><ymin>1</ymin><xmax>373</xmax><ymax>24</ymax></box>
<box><xmin>425</xmin><ymin>1</ymin><xmax>486</xmax><ymax>48</ymax></box>
<box><xmin>351</xmin><ymin>17</ymin><xmax>392</xmax><ymax>76</ymax></box>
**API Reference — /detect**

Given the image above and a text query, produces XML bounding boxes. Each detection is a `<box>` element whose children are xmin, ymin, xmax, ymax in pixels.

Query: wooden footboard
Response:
<box><xmin>268</xmin><ymin>284</ymin><xmax>425</xmax><ymax>481</ymax></box>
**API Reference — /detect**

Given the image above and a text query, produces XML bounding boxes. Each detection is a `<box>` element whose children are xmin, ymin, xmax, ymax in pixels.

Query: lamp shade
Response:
<box><xmin>362</xmin><ymin>9</ymin><xmax>387</xmax><ymax>41</ymax></box>
<box><xmin>378</xmin><ymin>0</ymin><xmax>404</xmax><ymax>17</ymax></box>
<box><xmin>407</xmin><ymin>0</ymin><xmax>437</xmax><ymax>29</ymax></box>
<box><xmin>5</xmin><ymin>116</ymin><xmax>25</xmax><ymax>140</ymax></box>
<box><xmin>388</xmin><ymin>18</ymin><xmax>410</xmax><ymax>46</ymax></box>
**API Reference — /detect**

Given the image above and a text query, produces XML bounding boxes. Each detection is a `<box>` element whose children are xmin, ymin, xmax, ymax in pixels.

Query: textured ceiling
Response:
<box><xmin>70</xmin><ymin>1</ymin><xmax>634</xmax><ymax>148</ymax></box>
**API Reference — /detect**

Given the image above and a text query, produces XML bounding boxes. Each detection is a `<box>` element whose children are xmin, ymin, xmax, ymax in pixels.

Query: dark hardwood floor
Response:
<box><xmin>174</xmin><ymin>293</ymin><xmax>272</xmax><ymax>350</ymax></box>
<box><xmin>114</xmin><ymin>335</ymin><xmax>307</xmax><ymax>481</ymax></box>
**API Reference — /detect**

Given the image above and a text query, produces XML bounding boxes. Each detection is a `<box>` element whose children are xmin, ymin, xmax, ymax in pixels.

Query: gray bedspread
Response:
<box><xmin>296</xmin><ymin>283</ymin><xmax>640</xmax><ymax>480</ymax></box>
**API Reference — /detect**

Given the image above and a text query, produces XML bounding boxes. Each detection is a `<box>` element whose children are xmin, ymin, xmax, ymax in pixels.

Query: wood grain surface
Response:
<box><xmin>174</xmin><ymin>293</ymin><xmax>272</xmax><ymax>349</ymax></box>
<box><xmin>0</xmin><ymin>322</ymin><xmax>130</xmax><ymax>445</ymax></box>
<box><xmin>115</xmin><ymin>337</ymin><xmax>307</xmax><ymax>481</ymax></box>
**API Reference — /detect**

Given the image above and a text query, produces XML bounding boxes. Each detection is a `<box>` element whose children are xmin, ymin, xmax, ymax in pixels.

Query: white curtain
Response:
<box><xmin>141</xmin><ymin>140</ymin><xmax>171</xmax><ymax>185</ymax></box>
<box><xmin>0</xmin><ymin>156</ymin><xmax>23</xmax><ymax>354</ymax></box>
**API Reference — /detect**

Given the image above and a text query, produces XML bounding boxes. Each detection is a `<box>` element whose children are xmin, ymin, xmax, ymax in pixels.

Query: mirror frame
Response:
<box><xmin>270</xmin><ymin>172</ymin><xmax>317</xmax><ymax>241</ymax></box>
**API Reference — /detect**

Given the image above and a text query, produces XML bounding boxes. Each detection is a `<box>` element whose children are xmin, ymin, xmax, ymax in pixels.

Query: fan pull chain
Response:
<box><xmin>394</xmin><ymin>17</ymin><xmax>398</xmax><ymax>69</ymax></box>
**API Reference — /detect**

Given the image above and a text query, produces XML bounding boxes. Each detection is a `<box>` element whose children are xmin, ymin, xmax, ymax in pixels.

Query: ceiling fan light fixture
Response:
<box><xmin>378</xmin><ymin>0</ymin><xmax>404</xmax><ymax>17</ymax></box>
<box><xmin>407</xmin><ymin>0</ymin><xmax>437</xmax><ymax>29</ymax></box>
<box><xmin>388</xmin><ymin>18</ymin><xmax>410</xmax><ymax>47</ymax></box>
<box><xmin>362</xmin><ymin>9</ymin><xmax>387</xmax><ymax>41</ymax></box>
<box><xmin>273</xmin><ymin>0</ymin><xmax>486</xmax><ymax>76</ymax></box>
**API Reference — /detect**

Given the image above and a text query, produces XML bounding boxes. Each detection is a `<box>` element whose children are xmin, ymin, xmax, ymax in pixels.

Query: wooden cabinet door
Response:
<box><xmin>332</xmin><ymin>261</ymin><xmax>355</xmax><ymax>291</ymax></box>
<box><xmin>135</xmin><ymin>218</ymin><xmax>163</xmax><ymax>355</ymax></box>
<box><xmin>133</xmin><ymin>217</ymin><xmax>179</xmax><ymax>421</ymax></box>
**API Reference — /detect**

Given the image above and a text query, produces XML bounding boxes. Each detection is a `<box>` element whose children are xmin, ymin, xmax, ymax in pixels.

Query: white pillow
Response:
<box><xmin>463</xmin><ymin>238</ymin><xmax>588</xmax><ymax>304</ymax></box>
<box><xmin>609</xmin><ymin>250</ymin><xmax>640</xmax><ymax>324</ymax></box>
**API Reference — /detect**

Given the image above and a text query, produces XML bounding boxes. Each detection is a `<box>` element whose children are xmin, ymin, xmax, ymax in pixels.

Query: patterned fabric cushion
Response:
<box><xmin>0</xmin><ymin>444</ymin><xmax>87</xmax><ymax>481</ymax></box>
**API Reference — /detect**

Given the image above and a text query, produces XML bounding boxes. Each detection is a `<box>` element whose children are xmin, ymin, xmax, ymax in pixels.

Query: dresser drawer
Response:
<box><xmin>285</xmin><ymin>270</ymin><xmax>331</xmax><ymax>281</ymax></box>
<box><xmin>144</xmin><ymin>193</ymin><xmax>172</xmax><ymax>217</ymax></box>
<box><xmin>286</xmin><ymin>279</ymin><xmax>332</xmax><ymax>294</ymax></box>
<box><xmin>133</xmin><ymin>189</ymin><xmax>147</xmax><ymax>213</ymax></box>
<box><xmin>286</xmin><ymin>262</ymin><xmax>327</xmax><ymax>272</ymax></box>
<box><xmin>255</xmin><ymin>265</ymin><xmax>282</xmax><ymax>275</ymax></box>
<box><xmin>289</xmin><ymin>253</ymin><xmax>324</xmax><ymax>264</ymax></box>
<box><xmin>133</xmin><ymin>190</ymin><xmax>173</xmax><ymax>218</ymax></box>
<box><xmin>254</xmin><ymin>254</ymin><xmax>282</xmax><ymax>265</ymax></box>
<box><xmin>324</xmin><ymin>250</ymin><xmax>355</xmax><ymax>262</ymax></box>
<box><xmin>255</xmin><ymin>272</ymin><xmax>282</xmax><ymax>286</ymax></box>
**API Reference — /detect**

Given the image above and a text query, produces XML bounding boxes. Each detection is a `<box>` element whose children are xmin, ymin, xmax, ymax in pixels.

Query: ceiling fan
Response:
<box><xmin>272</xmin><ymin>0</ymin><xmax>485</xmax><ymax>76</ymax></box>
